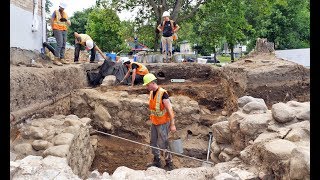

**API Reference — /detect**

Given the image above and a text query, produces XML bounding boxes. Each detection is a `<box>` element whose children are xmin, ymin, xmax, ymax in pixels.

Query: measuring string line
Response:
<box><xmin>93</xmin><ymin>129</ymin><xmax>214</xmax><ymax>165</ymax></box>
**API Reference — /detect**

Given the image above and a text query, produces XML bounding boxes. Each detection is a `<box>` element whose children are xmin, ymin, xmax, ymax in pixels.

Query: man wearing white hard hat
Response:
<box><xmin>50</xmin><ymin>1</ymin><xmax>71</xmax><ymax>66</ymax></box>
<box><xmin>157</xmin><ymin>11</ymin><xmax>180</xmax><ymax>63</ymax></box>
<box><xmin>119</xmin><ymin>57</ymin><xmax>149</xmax><ymax>87</ymax></box>
<box><xmin>73</xmin><ymin>32</ymin><xmax>108</xmax><ymax>63</ymax></box>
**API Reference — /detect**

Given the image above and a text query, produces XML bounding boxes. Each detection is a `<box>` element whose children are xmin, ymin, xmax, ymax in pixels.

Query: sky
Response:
<box><xmin>50</xmin><ymin>0</ymin><xmax>136</xmax><ymax>21</ymax></box>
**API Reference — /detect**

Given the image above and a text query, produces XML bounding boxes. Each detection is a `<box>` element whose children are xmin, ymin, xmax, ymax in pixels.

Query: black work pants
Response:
<box><xmin>74</xmin><ymin>43</ymin><xmax>96</xmax><ymax>62</ymax></box>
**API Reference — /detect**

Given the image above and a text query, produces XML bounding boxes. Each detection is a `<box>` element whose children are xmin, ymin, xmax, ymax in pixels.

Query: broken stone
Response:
<box><xmin>214</xmin><ymin>172</ymin><xmax>237</xmax><ymax>180</ymax></box>
<box><xmin>52</xmin><ymin>133</ymin><xmax>74</xmax><ymax>145</ymax></box>
<box><xmin>32</xmin><ymin>140</ymin><xmax>51</xmax><ymax>151</ymax></box>
<box><xmin>262</xmin><ymin>139</ymin><xmax>297</xmax><ymax>161</ymax></box>
<box><xmin>14</xmin><ymin>143</ymin><xmax>34</xmax><ymax>155</ymax></box>
<box><xmin>212</xmin><ymin>121</ymin><xmax>232</xmax><ymax>144</ymax></box>
<box><xmin>272</xmin><ymin>102</ymin><xmax>296</xmax><ymax>123</ymax></box>
<box><xmin>229</xmin><ymin>167</ymin><xmax>258</xmax><ymax>180</ymax></box>
<box><xmin>289</xmin><ymin>147</ymin><xmax>310</xmax><ymax>180</ymax></box>
<box><xmin>43</xmin><ymin>145</ymin><xmax>70</xmax><ymax>157</ymax></box>
<box><xmin>218</xmin><ymin>151</ymin><xmax>232</xmax><ymax>162</ymax></box>
<box><xmin>242</xmin><ymin>101</ymin><xmax>268</xmax><ymax>114</ymax></box>
<box><xmin>239</xmin><ymin>113</ymin><xmax>272</xmax><ymax>136</ymax></box>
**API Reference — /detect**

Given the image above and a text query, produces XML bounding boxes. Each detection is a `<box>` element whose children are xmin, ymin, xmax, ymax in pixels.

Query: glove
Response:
<box><xmin>60</xmin><ymin>18</ymin><xmax>67</xmax><ymax>22</ymax></box>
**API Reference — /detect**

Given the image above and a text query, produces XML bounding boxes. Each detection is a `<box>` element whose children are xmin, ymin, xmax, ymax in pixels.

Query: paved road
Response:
<box><xmin>275</xmin><ymin>48</ymin><xmax>310</xmax><ymax>67</ymax></box>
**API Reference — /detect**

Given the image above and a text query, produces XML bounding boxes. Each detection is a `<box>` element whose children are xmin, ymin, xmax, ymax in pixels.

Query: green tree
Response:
<box><xmin>245</xmin><ymin>0</ymin><xmax>309</xmax><ymax>50</ymax></box>
<box><xmin>86</xmin><ymin>8</ymin><xmax>124</xmax><ymax>52</ymax></box>
<box><xmin>97</xmin><ymin>0</ymin><xmax>208</xmax><ymax>51</ymax></box>
<box><xmin>194</xmin><ymin>0</ymin><xmax>251</xmax><ymax>60</ymax></box>
<box><xmin>67</xmin><ymin>8</ymin><xmax>94</xmax><ymax>45</ymax></box>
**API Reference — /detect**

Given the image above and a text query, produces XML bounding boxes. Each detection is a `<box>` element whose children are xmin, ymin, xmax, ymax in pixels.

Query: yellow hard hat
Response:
<box><xmin>143</xmin><ymin>73</ymin><xmax>157</xmax><ymax>86</ymax></box>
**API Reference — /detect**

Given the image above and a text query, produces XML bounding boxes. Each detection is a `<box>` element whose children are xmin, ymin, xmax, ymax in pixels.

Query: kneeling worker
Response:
<box><xmin>74</xmin><ymin>32</ymin><xmax>108</xmax><ymax>63</ymax></box>
<box><xmin>120</xmin><ymin>57</ymin><xmax>149</xmax><ymax>87</ymax></box>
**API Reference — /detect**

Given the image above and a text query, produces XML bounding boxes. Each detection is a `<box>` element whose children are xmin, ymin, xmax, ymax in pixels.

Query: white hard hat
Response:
<box><xmin>121</xmin><ymin>57</ymin><xmax>131</xmax><ymax>64</ymax></box>
<box><xmin>162</xmin><ymin>11</ymin><xmax>170</xmax><ymax>17</ymax></box>
<box><xmin>59</xmin><ymin>2</ymin><xmax>67</xmax><ymax>9</ymax></box>
<box><xmin>86</xmin><ymin>40</ymin><xmax>94</xmax><ymax>50</ymax></box>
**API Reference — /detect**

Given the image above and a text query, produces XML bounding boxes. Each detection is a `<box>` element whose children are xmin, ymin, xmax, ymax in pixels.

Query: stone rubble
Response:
<box><xmin>10</xmin><ymin>95</ymin><xmax>309</xmax><ymax>179</ymax></box>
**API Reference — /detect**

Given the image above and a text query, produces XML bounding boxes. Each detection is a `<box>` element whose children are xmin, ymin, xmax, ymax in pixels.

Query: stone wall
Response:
<box><xmin>11</xmin><ymin>114</ymin><xmax>96</xmax><ymax>179</ymax></box>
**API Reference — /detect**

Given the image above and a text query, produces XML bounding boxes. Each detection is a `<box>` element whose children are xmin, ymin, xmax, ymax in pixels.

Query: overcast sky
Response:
<box><xmin>49</xmin><ymin>0</ymin><xmax>136</xmax><ymax>21</ymax></box>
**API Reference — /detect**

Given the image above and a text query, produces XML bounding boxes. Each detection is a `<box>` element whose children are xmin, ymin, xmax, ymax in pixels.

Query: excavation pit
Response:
<box><xmin>10</xmin><ymin>48</ymin><xmax>310</xmax><ymax>179</ymax></box>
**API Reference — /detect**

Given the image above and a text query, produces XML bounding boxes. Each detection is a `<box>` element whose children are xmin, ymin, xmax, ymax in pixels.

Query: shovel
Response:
<box><xmin>202</xmin><ymin>131</ymin><xmax>213</xmax><ymax>167</ymax></box>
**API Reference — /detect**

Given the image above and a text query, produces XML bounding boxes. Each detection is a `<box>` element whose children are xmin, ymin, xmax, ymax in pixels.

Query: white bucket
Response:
<box><xmin>168</xmin><ymin>137</ymin><xmax>183</xmax><ymax>154</ymax></box>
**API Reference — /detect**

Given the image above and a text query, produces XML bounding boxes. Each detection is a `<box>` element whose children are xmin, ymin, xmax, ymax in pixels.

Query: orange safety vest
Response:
<box><xmin>129</xmin><ymin>62</ymin><xmax>149</xmax><ymax>76</ymax></box>
<box><xmin>149</xmin><ymin>87</ymin><xmax>172</xmax><ymax>125</ymax></box>
<box><xmin>52</xmin><ymin>10</ymin><xmax>68</xmax><ymax>31</ymax></box>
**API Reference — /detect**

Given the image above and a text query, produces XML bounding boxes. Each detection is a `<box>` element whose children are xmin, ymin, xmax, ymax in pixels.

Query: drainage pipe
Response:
<box><xmin>41</xmin><ymin>0</ymin><xmax>46</xmax><ymax>43</ymax></box>
<box><xmin>10</xmin><ymin>93</ymin><xmax>71</xmax><ymax>125</ymax></box>
<box><xmin>31</xmin><ymin>0</ymin><xmax>39</xmax><ymax>32</ymax></box>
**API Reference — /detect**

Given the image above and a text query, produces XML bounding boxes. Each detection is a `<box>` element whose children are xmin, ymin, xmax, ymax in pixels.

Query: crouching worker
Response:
<box><xmin>143</xmin><ymin>73</ymin><xmax>176</xmax><ymax>171</ymax></box>
<box><xmin>74</xmin><ymin>32</ymin><xmax>108</xmax><ymax>63</ymax></box>
<box><xmin>120</xmin><ymin>57</ymin><xmax>149</xmax><ymax>87</ymax></box>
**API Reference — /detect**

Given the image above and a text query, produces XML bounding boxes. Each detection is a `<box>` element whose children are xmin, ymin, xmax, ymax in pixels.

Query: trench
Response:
<box><xmin>12</xmin><ymin>62</ymin><xmax>237</xmax><ymax>174</ymax></box>
<box><xmin>82</xmin><ymin>70</ymin><xmax>237</xmax><ymax>174</ymax></box>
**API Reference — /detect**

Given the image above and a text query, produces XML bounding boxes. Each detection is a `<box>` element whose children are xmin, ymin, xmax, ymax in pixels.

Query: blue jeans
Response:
<box><xmin>53</xmin><ymin>30</ymin><xmax>67</xmax><ymax>59</ymax></box>
<box><xmin>150</xmin><ymin>121</ymin><xmax>172</xmax><ymax>162</ymax></box>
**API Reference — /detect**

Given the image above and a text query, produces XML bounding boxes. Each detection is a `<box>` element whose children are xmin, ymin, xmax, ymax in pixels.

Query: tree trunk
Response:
<box><xmin>154</xmin><ymin>32</ymin><xmax>160</xmax><ymax>52</ymax></box>
<box><xmin>230</xmin><ymin>43</ymin><xmax>234</xmax><ymax>62</ymax></box>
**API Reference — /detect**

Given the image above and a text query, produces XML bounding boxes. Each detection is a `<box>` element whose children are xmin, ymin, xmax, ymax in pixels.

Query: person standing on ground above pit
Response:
<box><xmin>51</xmin><ymin>1</ymin><xmax>71</xmax><ymax>66</ymax></box>
<box><xmin>157</xmin><ymin>11</ymin><xmax>180</xmax><ymax>63</ymax></box>
<box><xmin>120</xmin><ymin>57</ymin><xmax>149</xmax><ymax>88</ymax></box>
<box><xmin>73</xmin><ymin>32</ymin><xmax>108</xmax><ymax>63</ymax></box>
<box><xmin>143</xmin><ymin>73</ymin><xmax>176</xmax><ymax>171</ymax></box>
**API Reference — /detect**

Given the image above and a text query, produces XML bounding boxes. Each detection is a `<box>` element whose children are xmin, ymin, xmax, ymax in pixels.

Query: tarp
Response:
<box><xmin>87</xmin><ymin>58</ymin><xmax>131</xmax><ymax>87</ymax></box>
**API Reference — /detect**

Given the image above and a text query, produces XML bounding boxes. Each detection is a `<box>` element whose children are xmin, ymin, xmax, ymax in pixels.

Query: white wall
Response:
<box><xmin>10</xmin><ymin>4</ymin><xmax>44</xmax><ymax>52</ymax></box>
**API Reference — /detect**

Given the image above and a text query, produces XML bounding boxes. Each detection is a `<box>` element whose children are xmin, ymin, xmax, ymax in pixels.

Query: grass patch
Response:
<box><xmin>216</xmin><ymin>55</ymin><xmax>240</xmax><ymax>63</ymax></box>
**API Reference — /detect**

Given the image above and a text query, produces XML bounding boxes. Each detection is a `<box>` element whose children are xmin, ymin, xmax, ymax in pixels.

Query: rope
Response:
<box><xmin>93</xmin><ymin>129</ymin><xmax>214</xmax><ymax>165</ymax></box>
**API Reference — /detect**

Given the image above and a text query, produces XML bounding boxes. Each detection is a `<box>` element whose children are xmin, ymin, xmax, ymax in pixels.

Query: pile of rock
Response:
<box><xmin>10</xmin><ymin>115</ymin><xmax>96</xmax><ymax>179</ymax></box>
<box><xmin>211</xmin><ymin>96</ymin><xmax>310</xmax><ymax>179</ymax></box>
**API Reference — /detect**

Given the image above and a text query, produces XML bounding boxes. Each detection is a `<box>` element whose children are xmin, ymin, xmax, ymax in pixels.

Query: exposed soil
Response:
<box><xmin>90</xmin><ymin>131</ymin><xmax>204</xmax><ymax>174</ymax></box>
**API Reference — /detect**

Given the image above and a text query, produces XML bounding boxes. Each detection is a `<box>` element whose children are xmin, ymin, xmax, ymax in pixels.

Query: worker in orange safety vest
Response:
<box><xmin>143</xmin><ymin>73</ymin><xmax>176</xmax><ymax>171</ymax></box>
<box><xmin>120</xmin><ymin>57</ymin><xmax>149</xmax><ymax>88</ymax></box>
<box><xmin>50</xmin><ymin>2</ymin><xmax>71</xmax><ymax>66</ymax></box>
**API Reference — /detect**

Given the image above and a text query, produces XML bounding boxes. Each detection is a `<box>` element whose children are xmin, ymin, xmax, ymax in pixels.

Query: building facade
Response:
<box><xmin>10</xmin><ymin>0</ymin><xmax>46</xmax><ymax>52</ymax></box>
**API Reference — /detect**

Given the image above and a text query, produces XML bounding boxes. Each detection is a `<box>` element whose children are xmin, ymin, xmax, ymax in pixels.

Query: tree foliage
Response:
<box><xmin>67</xmin><ymin>8</ymin><xmax>94</xmax><ymax>46</ymax></box>
<box><xmin>86</xmin><ymin>8</ymin><xmax>124</xmax><ymax>52</ymax></box>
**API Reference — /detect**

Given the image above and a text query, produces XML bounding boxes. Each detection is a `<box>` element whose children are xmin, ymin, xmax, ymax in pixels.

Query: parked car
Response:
<box><xmin>200</xmin><ymin>56</ymin><xmax>220</xmax><ymax>63</ymax></box>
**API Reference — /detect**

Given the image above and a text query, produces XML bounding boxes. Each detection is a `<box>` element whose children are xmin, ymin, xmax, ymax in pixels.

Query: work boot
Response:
<box><xmin>60</xmin><ymin>58</ymin><xmax>70</xmax><ymax>64</ymax></box>
<box><xmin>163</xmin><ymin>161</ymin><xmax>174</xmax><ymax>171</ymax></box>
<box><xmin>147</xmin><ymin>156</ymin><xmax>161</xmax><ymax>168</ymax></box>
<box><xmin>53</xmin><ymin>57</ymin><xmax>63</xmax><ymax>66</ymax></box>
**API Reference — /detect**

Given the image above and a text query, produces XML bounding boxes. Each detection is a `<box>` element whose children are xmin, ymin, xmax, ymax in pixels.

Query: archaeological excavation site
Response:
<box><xmin>10</xmin><ymin>46</ymin><xmax>310</xmax><ymax>179</ymax></box>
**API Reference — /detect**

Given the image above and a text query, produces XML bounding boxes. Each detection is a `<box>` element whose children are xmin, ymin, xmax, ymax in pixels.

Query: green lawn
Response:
<box><xmin>216</xmin><ymin>55</ymin><xmax>240</xmax><ymax>63</ymax></box>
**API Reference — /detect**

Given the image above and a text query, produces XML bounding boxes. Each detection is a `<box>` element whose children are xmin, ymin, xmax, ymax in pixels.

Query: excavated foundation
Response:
<box><xmin>10</xmin><ymin>48</ymin><xmax>310</xmax><ymax>179</ymax></box>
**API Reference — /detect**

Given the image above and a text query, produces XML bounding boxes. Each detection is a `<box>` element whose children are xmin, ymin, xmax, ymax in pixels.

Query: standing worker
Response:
<box><xmin>157</xmin><ymin>11</ymin><xmax>180</xmax><ymax>63</ymax></box>
<box><xmin>143</xmin><ymin>73</ymin><xmax>176</xmax><ymax>171</ymax></box>
<box><xmin>51</xmin><ymin>2</ymin><xmax>71</xmax><ymax>66</ymax></box>
<box><xmin>120</xmin><ymin>57</ymin><xmax>149</xmax><ymax>88</ymax></box>
<box><xmin>73</xmin><ymin>32</ymin><xmax>108</xmax><ymax>63</ymax></box>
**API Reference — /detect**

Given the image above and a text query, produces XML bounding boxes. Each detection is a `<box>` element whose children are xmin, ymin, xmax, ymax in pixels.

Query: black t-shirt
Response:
<box><xmin>160</xmin><ymin>21</ymin><xmax>176</xmax><ymax>37</ymax></box>
<box><xmin>152</xmin><ymin>88</ymin><xmax>169</xmax><ymax>100</ymax></box>
<box><xmin>131</xmin><ymin>63</ymin><xmax>139</xmax><ymax>70</ymax></box>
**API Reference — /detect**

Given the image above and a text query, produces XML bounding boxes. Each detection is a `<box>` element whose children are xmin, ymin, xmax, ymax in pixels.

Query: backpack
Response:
<box><xmin>161</xmin><ymin>20</ymin><xmax>178</xmax><ymax>40</ymax></box>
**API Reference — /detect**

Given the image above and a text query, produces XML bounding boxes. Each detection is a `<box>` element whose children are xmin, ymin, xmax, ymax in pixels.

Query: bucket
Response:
<box><xmin>168</xmin><ymin>134</ymin><xmax>183</xmax><ymax>154</ymax></box>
